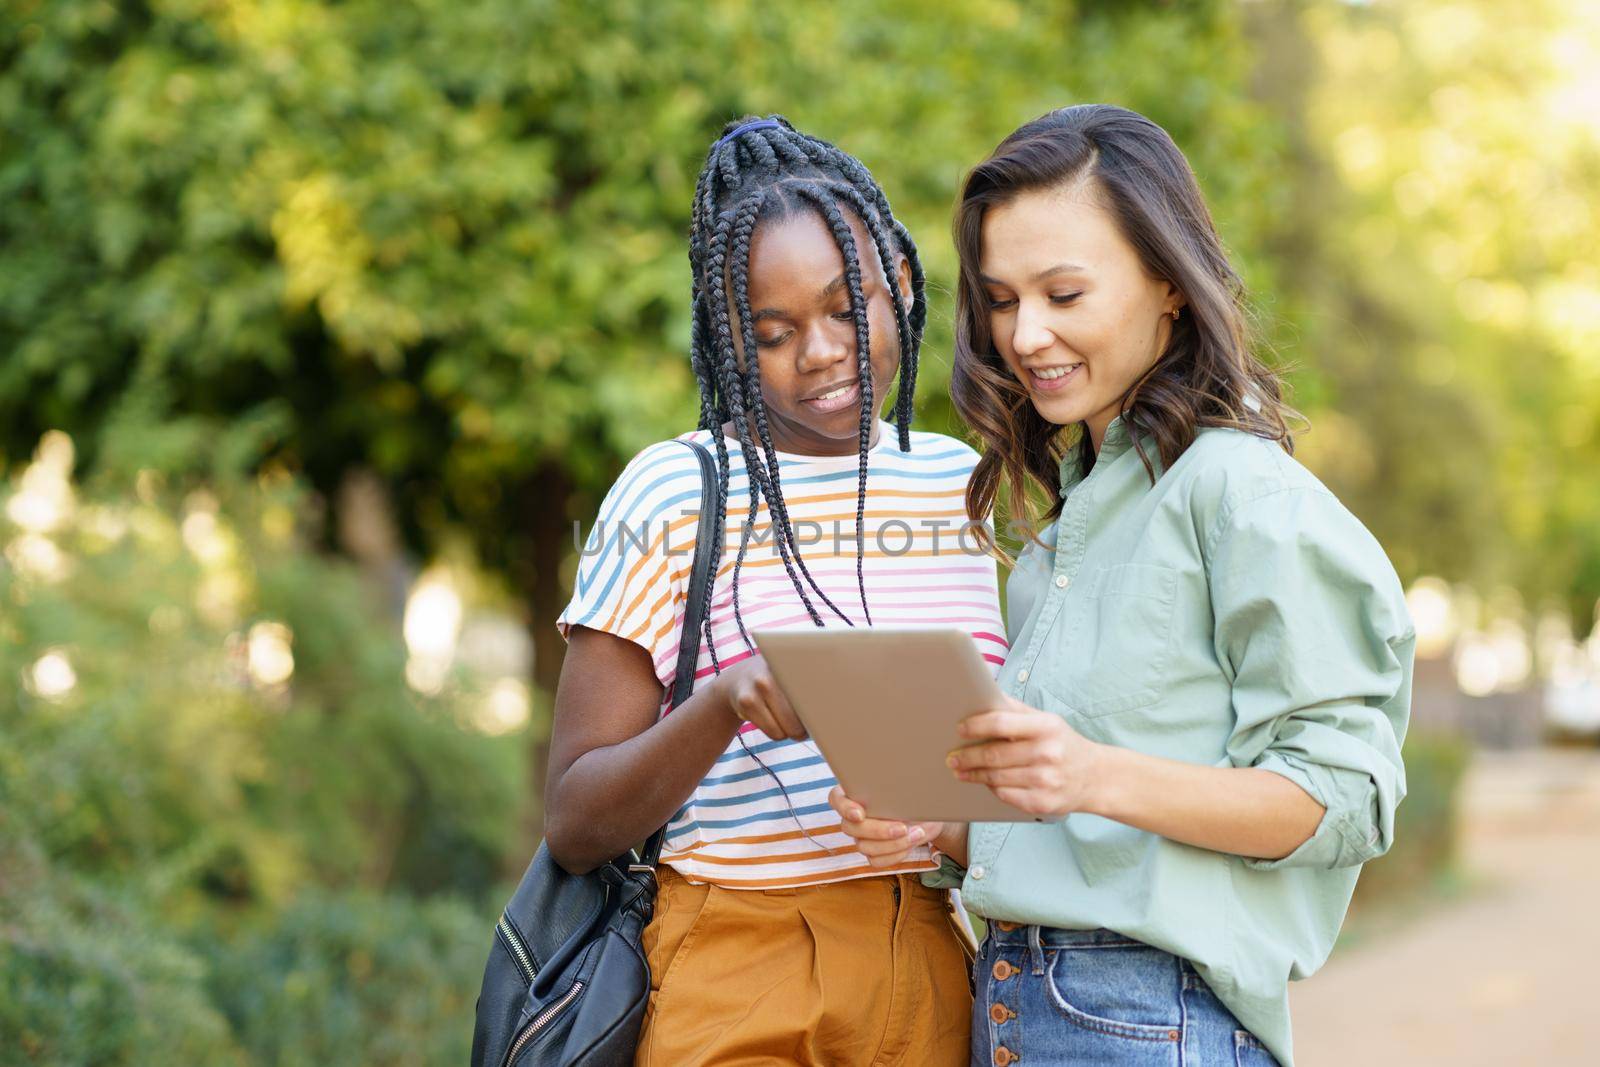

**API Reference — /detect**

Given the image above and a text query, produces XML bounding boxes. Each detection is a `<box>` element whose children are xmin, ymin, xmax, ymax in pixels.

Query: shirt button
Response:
<box><xmin>1054</xmin><ymin>574</ymin><xmax>1069</xmax><ymax>588</ymax></box>
<box><xmin>1016</xmin><ymin>669</ymin><xmax>1029</xmax><ymax>683</ymax></box>
<box><xmin>970</xmin><ymin>864</ymin><xmax>986</xmax><ymax>880</ymax></box>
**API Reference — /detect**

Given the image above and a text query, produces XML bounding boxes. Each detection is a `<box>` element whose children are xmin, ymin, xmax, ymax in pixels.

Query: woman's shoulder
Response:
<box><xmin>1175</xmin><ymin>427</ymin><xmax>1325</xmax><ymax>504</ymax></box>
<box><xmin>1168</xmin><ymin>428</ymin><xmax>1348</xmax><ymax>547</ymax></box>
<box><xmin>593</xmin><ymin>432</ymin><xmax>711</xmax><ymax>521</ymax></box>
<box><xmin>1183</xmin><ymin>431</ymin><xmax>1410</xmax><ymax>635</ymax></box>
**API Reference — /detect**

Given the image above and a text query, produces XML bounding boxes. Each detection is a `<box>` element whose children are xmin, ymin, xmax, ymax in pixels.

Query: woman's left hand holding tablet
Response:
<box><xmin>827</xmin><ymin>787</ymin><xmax>967</xmax><ymax>867</ymax></box>
<box><xmin>948</xmin><ymin>694</ymin><xmax>1104</xmax><ymax>822</ymax></box>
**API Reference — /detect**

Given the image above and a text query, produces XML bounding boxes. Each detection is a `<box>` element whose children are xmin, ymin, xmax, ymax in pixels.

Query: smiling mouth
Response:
<box><xmin>802</xmin><ymin>379</ymin><xmax>861</xmax><ymax>413</ymax></box>
<box><xmin>1026</xmin><ymin>364</ymin><xmax>1082</xmax><ymax>391</ymax></box>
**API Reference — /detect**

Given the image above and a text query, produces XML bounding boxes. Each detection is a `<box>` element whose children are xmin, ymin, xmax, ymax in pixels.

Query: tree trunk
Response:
<box><xmin>519</xmin><ymin>462</ymin><xmax>574</xmax><ymax>843</ymax></box>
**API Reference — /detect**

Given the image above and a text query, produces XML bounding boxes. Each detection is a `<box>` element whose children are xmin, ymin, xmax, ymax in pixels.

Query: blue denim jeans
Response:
<box><xmin>972</xmin><ymin>924</ymin><xmax>1280</xmax><ymax>1067</ymax></box>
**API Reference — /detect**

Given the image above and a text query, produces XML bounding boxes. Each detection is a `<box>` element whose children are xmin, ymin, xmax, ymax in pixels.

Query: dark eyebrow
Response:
<box><xmin>750</xmin><ymin>274</ymin><xmax>849</xmax><ymax>323</ymax></box>
<box><xmin>979</xmin><ymin>263</ymin><xmax>1087</xmax><ymax>287</ymax></box>
<box><xmin>816</xmin><ymin>274</ymin><xmax>848</xmax><ymax>302</ymax></box>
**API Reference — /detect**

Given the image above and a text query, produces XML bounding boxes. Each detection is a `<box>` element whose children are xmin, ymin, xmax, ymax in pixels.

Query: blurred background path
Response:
<box><xmin>1293</xmin><ymin>748</ymin><xmax>1600</xmax><ymax>1066</ymax></box>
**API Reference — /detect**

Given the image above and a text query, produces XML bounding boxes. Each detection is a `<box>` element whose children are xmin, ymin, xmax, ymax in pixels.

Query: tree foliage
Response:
<box><xmin>1253</xmin><ymin>0</ymin><xmax>1600</xmax><ymax>626</ymax></box>
<box><xmin>0</xmin><ymin>438</ymin><xmax>522</xmax><ymax>1065</ymax></box>
<box><xmin>1</xmin><ymin>0</ymin><xmax>1279</xmax><ymax>648</ymax></box>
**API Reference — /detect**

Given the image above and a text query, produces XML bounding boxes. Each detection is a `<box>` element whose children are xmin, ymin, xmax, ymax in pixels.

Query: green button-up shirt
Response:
<box><xmin>931</xmin><ymin>417</ymin><xmax>1414</xmax><ymax>1067</ymax></box>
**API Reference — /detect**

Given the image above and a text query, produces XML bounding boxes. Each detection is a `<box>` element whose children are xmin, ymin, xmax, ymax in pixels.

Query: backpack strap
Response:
<box><xmin>637</xmin><ymin>436</ymin><xmax>719</xmax><ymax>869</ymax></box>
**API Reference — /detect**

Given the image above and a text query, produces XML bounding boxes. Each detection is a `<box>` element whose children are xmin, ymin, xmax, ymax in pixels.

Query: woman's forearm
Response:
<box><xmin>546</xmin><ymin>684</ymin><xmax>741</xmax><ymax>872</ymax></box>
<box><xmin>1084</xmin><ymin>744</ymin><xmax>1325</xmax><ymax>861</ymax></box>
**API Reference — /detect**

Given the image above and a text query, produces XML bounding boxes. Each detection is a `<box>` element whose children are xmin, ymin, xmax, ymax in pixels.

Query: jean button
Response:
<box><xmin>991</xmin><ymin>960</ymin><xmax>1015</xmax><ymax>981</ymax></box>
<box><xmin>994</xmin><ymin>1047</ymin><xmax>1018</xmax><ymax>1066</ymax></box>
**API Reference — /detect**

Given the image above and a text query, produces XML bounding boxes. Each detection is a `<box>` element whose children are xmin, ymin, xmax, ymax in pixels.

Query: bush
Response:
<box><xmin>198</xmin><ymin>891</ymin><xmax>491</xmax><ymax>1067</ymax></box>
<box><xmin>0</xmin><ymin>834</ymin><xmax>243</xmax><ymax>1067</ymax></box>
<box><xmin>0</xmin><ymin>455</ymin><xmax>525</xmax><ymax>1065</ymax></box>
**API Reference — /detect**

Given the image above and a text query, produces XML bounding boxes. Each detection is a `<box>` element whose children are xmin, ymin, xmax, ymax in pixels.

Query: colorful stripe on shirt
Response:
<box><xmin>557</xmin><ymin>421</ymin><xmax>1008</xmax><ymax>889</ymax></box>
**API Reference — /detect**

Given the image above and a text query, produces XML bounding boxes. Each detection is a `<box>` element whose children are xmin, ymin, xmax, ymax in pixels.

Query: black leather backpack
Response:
<box><xmin>470</xmin><ymin>438</ymin><xmax>718</xmax><ymax>1067</ymax></box>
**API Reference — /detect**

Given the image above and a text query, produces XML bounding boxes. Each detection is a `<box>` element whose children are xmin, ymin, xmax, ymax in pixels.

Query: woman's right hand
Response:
<box><xmin>713</xmin><ymin>657</ymin><xmax>809</xmax><ymax>741</ymax></box>
<box><xmin>827</xmin><ymin>787</ymin><xmax>968</xmax><ymax>867</ymax></box>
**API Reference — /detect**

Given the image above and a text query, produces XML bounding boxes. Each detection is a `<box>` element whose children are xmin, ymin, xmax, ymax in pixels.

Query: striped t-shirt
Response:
<box><xmin>557</xmin><ymin>419</ymin><xmax>1007</xmax><ymax>889</ymax></box>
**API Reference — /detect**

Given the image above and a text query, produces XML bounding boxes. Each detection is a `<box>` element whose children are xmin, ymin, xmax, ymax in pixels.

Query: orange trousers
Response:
<box><xmin>635</xmin><ymin>866</ymin><xmax>974</xmax><ymax>1066</ymax></box>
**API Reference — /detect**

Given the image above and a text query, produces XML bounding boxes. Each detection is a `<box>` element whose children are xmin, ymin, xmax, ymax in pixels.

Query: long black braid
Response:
<box><xmin>729</xmin><ymin>190</ymin><xmax>855</xmax><ymax>628</ymax></box>
<box><xmin>791</xmin><ymin>183</ymin><xmax>877</xmax><ymax>622</ymax></box>
<box><xmin>760</xmin><ymin>127</ymin><xmax>925</xmax><ymax>450</ymax></box>
<box><xmin>684</xmin><ymin>115</ymin><xmax>927</xmax><ymax>840</ymax></box>
<box><xmin>785</xmin><ymin>130</ymin><xmax>927</xmax><ymax>489</ymax></box>
<box><xmin>717</xmin><ymin>191</ymin><xmax>840</xmax><ymax>644</ymax></box>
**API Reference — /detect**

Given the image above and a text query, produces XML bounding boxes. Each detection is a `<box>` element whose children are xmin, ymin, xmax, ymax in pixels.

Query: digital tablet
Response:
<box><xmin>751</xmin><ymin>626</ymin><xmax>1032</xmax><ymax>823</ymax></box>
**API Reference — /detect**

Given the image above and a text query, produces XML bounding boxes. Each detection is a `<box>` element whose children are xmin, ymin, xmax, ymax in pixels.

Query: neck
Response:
<box><xmin>1084</xmin><ymin>414</ymin><xmax>1111</xmax><ymax>456</ymax></box>
<box><xmin>721</xmin><ymin>416</ymin><xmax>882</xmax><ymax>457</ymax></box>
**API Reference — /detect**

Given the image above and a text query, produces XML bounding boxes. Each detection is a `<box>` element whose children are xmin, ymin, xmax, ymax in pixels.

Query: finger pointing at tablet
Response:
<box><xmin>714</xmin><ymin>657</ymin><xmax>808</xmax><ymax>741</ymax></box>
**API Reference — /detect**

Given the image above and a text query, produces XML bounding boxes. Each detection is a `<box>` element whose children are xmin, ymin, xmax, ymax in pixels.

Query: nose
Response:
<box><xmin>1008</xmin><ymin>299</ymin><xmax>1054</xmax><ymax>359</ymax></box>
<box><xmin>796</xmin><ymin>316</ymin><xmax>853</xmax><ymax>374</ymax></box>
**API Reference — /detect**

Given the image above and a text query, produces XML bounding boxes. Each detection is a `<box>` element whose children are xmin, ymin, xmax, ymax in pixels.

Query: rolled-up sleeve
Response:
<box><xmin>1206</xmin><ymin>486</ymin><xmax>1415</xmax><ymax>871</ymax></box>
<box><xmin>920</xmin><ymin>852</ymin><xmax>968</xmax><ymax>890</ymax></box>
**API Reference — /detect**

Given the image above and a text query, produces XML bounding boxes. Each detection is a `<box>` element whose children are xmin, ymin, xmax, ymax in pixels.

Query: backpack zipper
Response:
<box><xmin>502</xmin><ymin>980</ymin><xmax>584</xmax><ymax>1067</ymax></box>
<box><xmin>496</xmin><ymin>914</ymin><xmax>537</xmax><ymax>985</ymax></box>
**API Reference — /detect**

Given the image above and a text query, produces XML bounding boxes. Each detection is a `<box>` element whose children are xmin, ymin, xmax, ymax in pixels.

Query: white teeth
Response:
<box><xmin>813</xmin><ymin>383</ymin><xmax>855</xmax><ymax>401</ymax></box>
<box><xmin>1033</xmin><ymin>365</ymin><xmax>1079</xmax><ymax>380</ymax></box>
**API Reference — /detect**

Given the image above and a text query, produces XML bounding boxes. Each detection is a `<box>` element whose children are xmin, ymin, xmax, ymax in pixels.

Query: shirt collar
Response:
<box><xmin>1100</xmin><ymin>415</ymin><xmax>1134</xmax><ymax>456</ymax></box>
<box><xmin>1059</xmin><ymin>415</ymin><xmax>1136</xmax><ymax>492</ymax></box>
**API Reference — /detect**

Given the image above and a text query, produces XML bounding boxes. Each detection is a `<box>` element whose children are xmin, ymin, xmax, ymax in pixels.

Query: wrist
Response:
<box><xmin>931</xmin><ymin>822</ymin><xmax>969</xmax><ymax>866</ymax></box>
<box><xmin>1080</xmin><ymin>740</ymin><xmax>1128</xmax><ymax>820</ymax></box>
<box><xmin>700</xmin><ymin>673</ymin><xmax>744</xmax><ymax>735</ymax></box>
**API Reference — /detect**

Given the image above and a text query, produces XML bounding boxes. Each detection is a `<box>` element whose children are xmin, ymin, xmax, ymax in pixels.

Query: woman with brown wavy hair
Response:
<box><xmin>829</xmin><ymin>105</ymin><xmax>1414</xmax><ymax>1067</ymax></box>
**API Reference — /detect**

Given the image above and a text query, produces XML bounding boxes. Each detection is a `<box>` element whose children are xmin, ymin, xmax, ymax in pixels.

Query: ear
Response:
<box><xmin>894</xmin><ymin>252</ymin><xmax>913</xmax><ymax>309</ymax></box>
<box><xmin>1162</xmin><ymin>279</ymin><xmax>1186</xmax><ymax>316</ymax></box>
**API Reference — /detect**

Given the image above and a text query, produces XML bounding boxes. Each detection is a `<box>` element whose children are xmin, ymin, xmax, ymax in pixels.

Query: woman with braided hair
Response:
<box><xmin>547</xmin><ymin>116</ymin><xmax>1003</xmax><ymax>1065</ymax></box>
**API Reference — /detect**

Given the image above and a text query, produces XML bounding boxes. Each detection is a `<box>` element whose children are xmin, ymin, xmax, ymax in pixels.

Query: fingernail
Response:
<box><xmin>849</xmin><ymin>808</ymin><xmax>863</xmax><ymax>822</ymax></box>
<box><xmin>907</xmin><ymin>826</ymin><xmax>925</xmax><ymax>843</ymax></box>
<box><xmin>946</xmin><ymin>754</ymin><xmax>960</xmax><ymax>769</ymax></box>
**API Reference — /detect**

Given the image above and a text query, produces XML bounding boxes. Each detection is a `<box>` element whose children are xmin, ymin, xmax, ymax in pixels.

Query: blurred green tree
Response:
<box><xmin>1245</xmin><ymin>0</ymin><xmax>1600</xmax><ymax>628</ymax></box>
<box><xmin>1</xmin><ymin>0</ymin><xmax>1280</xmax><ymax>823</ymax></box>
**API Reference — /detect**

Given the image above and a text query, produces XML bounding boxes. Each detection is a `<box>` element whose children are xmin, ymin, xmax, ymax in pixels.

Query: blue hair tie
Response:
<box><xmin>713</xmin><ymin>119</ymin><xmax>783</xmax><ymax>150</ymax></box>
